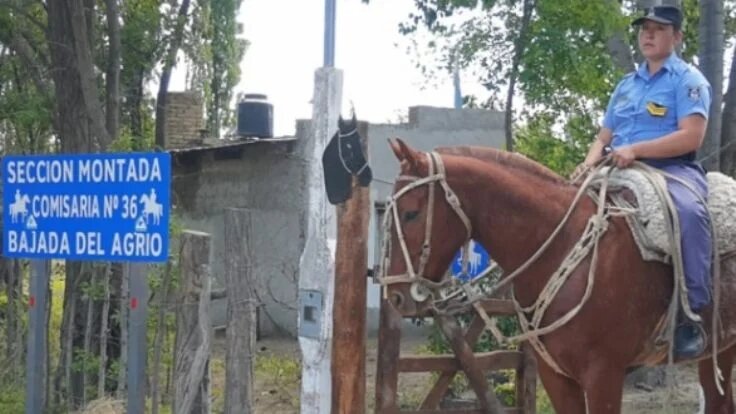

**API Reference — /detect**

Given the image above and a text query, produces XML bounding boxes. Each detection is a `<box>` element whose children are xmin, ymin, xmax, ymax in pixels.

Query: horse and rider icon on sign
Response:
<box><xmin>139</xmin><ymin>188</ymin><xmax>164</xmax><ymax>226</ymax></box>
<box><xmin>9</xmin><ymin>189</ymin><xmax>30</xmax><ymax>223</ymax></box>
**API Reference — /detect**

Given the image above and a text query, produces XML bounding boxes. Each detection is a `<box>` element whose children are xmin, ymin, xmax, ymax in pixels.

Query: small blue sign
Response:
<box><xmin>2</xmin><ymin>152</ymin><xmax>170</xmax><ymax>262</ymax></box>
<box><xmin>451</xmin><ymin>240</ymin><xmax>491</xmax><ymax>282</ymax></box>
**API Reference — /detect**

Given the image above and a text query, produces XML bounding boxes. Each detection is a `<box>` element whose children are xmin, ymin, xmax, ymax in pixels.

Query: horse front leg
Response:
<box><xmin>699</xmin><ymin>343</ymin><xmax>736</xmax><ymax>414</ymax></box>
<box><xmin>580</xmin><ymin>364</ymin><xmax>626</xmax><ymax>414</ymax></box>
<box><xmin>536</xmin><ymin>354</ymin><xmax>587</xmax><ymax>414</ymax></box>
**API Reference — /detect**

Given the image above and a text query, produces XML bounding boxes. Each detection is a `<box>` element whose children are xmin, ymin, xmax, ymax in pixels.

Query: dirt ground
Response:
<box><xmin>211</xmin><ymin>333</ymin><xmax>715</xmax><ymax>414</ymax></box>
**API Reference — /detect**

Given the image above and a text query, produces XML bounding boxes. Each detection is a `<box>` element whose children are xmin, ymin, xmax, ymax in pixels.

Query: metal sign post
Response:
<box><xmin>126</xmin><ymin>262</ymin><xmax>149</xmax><ymax>414</ymax></box>
<box><xmin>25</xmin><ymin>259</ymin><xmax>50</xmax><ymax>414</ymax></box>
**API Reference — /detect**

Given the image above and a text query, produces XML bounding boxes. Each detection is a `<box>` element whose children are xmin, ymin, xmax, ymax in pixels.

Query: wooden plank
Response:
<box><xmin>331</xmin><ymin>121</ymin><xmax>370</xmax><ymax>414</ymax></box>
<box><xmin>436</xmin><ymin>315</ymin><xmax>505</xmax><ymax>413</ymax></box>
<box><xmin>516</xmin><ymin>342</ymin><xmax>537</xmax><ymax>414</ymax></box>
<box><xmin>375</xmin><ymin>298</ymin><xmax>402</xmax><ymax>413</ymax></box>
<box><xmin>478</xmin><ymin>299</ymin><xmax>516</xmax><ymax>316</ymax></box>
<box><xmin>414</xmin><ymin>299</ymin><xmax>516</xmax><ymax>318</ymax></box>
<box><xmin>421</xmin><ymin>316</ymin><xmax>487</xmax><ymax>409</ymax></box>
<box><xmin>399</xmin><ymin>350</ymin><xmax>521</xmax><ymax>373</ymax></box>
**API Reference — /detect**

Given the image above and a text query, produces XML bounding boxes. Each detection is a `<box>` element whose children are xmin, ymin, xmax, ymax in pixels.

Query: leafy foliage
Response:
<box><xmin>399</xmin><ymin>0</ymin><xmax>736</xmax><ymax>173</ymax></box>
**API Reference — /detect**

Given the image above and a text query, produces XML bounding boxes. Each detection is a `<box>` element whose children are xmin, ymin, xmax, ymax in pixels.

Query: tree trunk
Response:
<box><xmin>4</xmin><ymin>259</ymin><xmax>21</xmax><ymax>381</ymax></box>
<box><xmin>116</xmin><ymin>264</ymin><xmax>129</xmax><ymax>398</ymax></box>
<box><xmin>720</xmin><ymin>47</ymin><xmax>736</xmax><ymax>175</ymax></box>
<box><xmin>151</xmin><ymin>261</ymin><xmax>174</xmax><ymax>414</ymax></box>
<box><xmin>154</xmin><ymin>0</ymin><xmax>192</xmax><ymax>149</ymax></box>
<box><xmin>504</xmin><ymin>0</ymin><xmax>533</xmax><ymax>152</ymax></box>
<box><xmin>53</xmin><ymin>264</ymin><xmax>77</xmax><ymax>410</ymax></box>
<box><xmin>130</xmin><ymin>69</ymin><xmax>145</xmax><ymax>146</ymax></box>
<box><xmin>604</xmin><ymin>0</ymin><xmax>635</xmax><ymax>73</ymax></box>
<box><xmin>105</xmin><ymin>0</ymin><xmax>121</xmax><ymax>140</ymax></box>
<box><xmin>696</xmin><ymin>0</ymin><xmax>724</xmax><ymax>171</ymax></box>
<box><xmin>82</xmin><ymin>278</ymin><xmax>95</xmax><ymax>406</ymax></box>
<box><xmin>97</xmin><ymin>264</ymin><xmax>111</xmax><ymax>398</ymax></box>
<box><xmin>47</xmin><ymin>0</ymin><xmax>110</xmax><ymax>152</ymax></box>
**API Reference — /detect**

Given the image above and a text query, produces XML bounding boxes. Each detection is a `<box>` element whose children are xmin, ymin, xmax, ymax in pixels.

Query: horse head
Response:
<box><xmin>379</xmin><ymin>138</ymin><xmax>472</xmax><ymax>316</ymax></box>
<box><xmin>322</xmin><ymin>110</ymin><xmax>372</xmax><ymax>204</ymax></box>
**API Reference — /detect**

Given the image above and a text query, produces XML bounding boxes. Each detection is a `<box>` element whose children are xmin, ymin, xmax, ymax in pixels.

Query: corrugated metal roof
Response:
<box><xmin>168</xmin><ymin>136</ymin><xmax>297</xmax><ymax>154</ymax></box>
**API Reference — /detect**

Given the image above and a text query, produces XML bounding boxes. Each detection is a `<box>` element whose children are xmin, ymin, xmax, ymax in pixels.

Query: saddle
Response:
<box><xmin>591</xmin><ymin>167</ymin><xmax>736</xmax><ymax>264</ymax></box>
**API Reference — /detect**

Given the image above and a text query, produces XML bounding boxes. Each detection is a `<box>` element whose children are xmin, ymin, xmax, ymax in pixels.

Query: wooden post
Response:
<box><xmin>174</xmin><ymin>230</ymin><xmax>212</xmax><ymax>414</ymax></box>
<box><xmin>516</xmin><ymin>342</ymin><xmax>537</xmax><ymax>414</ymax></box>
<box><xmin>224</xmin><ymin>208</ymin><xmax>256</xmax><ymax>414</ymax></box>
<box><xmin>331</xmin><ymin>121</ymin><xmax>370</xmax><ymax>413</ymax></box>
<box><xmin>436</xmin><ymin>315</ymin><xmax>504</xmax><ymax>414</ymax></box>
<box><xmin>374</xmin><ymin>298</ymin><xmax>402</xmax><ymax>413</ymax></box>
<box><xmin>298</xmin><ymin>67</ymin><xmax>343</xmax><ymax>414</ymax></box>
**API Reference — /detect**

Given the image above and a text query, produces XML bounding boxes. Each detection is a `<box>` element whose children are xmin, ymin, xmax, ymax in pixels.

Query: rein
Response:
<box><xmin>377</xmin><ymin>152</ymin><xmax>724</xmax><ymax>390</ymax></box>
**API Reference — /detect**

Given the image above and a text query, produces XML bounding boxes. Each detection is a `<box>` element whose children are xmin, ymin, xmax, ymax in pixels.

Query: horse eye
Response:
<box><xmin>403</xmin><ymin>211</ymin><xmax>419</xmax><ymax>222</ymax></box>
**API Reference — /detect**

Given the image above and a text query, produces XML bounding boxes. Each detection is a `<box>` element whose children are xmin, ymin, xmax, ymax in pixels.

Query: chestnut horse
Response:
<box><xmin>381</xmin><ymin>138</ymin><xmax>736</xmax><ymax>413</ymax></box>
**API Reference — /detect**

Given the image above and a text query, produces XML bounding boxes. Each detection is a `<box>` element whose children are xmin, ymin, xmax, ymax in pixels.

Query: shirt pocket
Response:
<box><xmin>647</xmin><ymin>90</ymin><xmax>678</xmax><ymax>132</ymax></box>
<box><xmin>612</xmin><ymin>93</ymin><xmax>635</xmax><ymax>129</ymax></box>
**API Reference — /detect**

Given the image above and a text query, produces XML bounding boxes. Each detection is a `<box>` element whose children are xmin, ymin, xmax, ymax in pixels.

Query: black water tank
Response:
<box><xmin>237</xmin><ymin>94</ymin><xmax>273</xmax><ymax>138</ymax></box>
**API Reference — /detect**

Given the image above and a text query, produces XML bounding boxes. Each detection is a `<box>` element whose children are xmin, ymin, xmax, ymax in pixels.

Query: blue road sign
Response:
<box><xmin>2</xmin><ymin>152</ymin><xmax>170</xmax><ymax>262</ymax></box>
<box><xmin>451</xmin><ymin>239</ymin><xmax>491</xmax><ymax>282</ymax></box>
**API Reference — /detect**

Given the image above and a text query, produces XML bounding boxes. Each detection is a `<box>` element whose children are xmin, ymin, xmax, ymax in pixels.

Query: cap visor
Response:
<box><xmin>632</xmin><ymin>16</ymin><xmax>673</xmax><ymax>26</ymax></box>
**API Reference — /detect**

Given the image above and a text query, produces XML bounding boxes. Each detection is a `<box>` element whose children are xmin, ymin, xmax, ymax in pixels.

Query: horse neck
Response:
<box><xmin>448</xmin><ymin>159</ymin><xmax>584</xmax><ymax>296</ymax></box>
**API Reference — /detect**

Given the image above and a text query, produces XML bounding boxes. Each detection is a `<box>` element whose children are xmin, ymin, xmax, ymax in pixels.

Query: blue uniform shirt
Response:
<box><xmin>603</xmin><ymin>52</ymin><xmax>712</xmax><ymax>160</ymax></box>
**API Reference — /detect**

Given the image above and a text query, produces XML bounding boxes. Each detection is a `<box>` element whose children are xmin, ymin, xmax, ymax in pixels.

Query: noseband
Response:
<box><xmin>376</xmin><ymin>151</ymin><xmax>473</xmax><ymax>301</ymax></box>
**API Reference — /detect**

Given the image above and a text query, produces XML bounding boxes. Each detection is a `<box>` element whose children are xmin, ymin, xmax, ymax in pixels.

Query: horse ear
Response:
<box><xmin>351</xmin><ymin>110</ymin><xmax>357</xmax><ymax>125</ymax></box>
<box><xmin>388</xmin><ymin>138</ymin><xmax>424</xmax><ymax>173</ymax></box>
<box><xmin>338</xmin><ymin>115</ymin><xmax>344</xmax><ymax>129</ymax></box>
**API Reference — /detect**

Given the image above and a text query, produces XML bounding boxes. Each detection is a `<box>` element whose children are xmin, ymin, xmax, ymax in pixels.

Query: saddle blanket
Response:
<box><xmin>593</xmin><ymin>168</ymin><xmax>736</xmax><ymax>263</ymax></box>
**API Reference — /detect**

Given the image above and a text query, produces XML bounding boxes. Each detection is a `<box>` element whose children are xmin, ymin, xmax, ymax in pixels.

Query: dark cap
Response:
<box><xmin>632</xmin><ymin>5</ymin><xmax>683</xmax><ymax>30</ymax></box>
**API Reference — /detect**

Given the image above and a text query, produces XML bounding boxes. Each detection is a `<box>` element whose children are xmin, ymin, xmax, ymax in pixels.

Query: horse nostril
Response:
<box><xmin>391</xmin><ymin>292</ymin><xmax>404</xmax><ymax>308</ymax></box>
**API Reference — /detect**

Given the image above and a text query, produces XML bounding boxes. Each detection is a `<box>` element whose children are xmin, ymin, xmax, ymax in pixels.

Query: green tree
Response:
<box><xmin>400</xmin><ymin>0</ymin><xmax>736</xmax><ymax>174</ymax></box>
<box><xmin>208</xmin><ymin>0</ymin><xmax>247</xmax><ymax>138</ymax></box>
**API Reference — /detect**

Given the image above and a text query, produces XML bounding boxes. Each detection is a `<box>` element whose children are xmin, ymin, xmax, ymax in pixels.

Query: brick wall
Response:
<box><xmin>165</xmin><ymin>92</ymin><xmax>204</xmax><ymax>149</ymax></box>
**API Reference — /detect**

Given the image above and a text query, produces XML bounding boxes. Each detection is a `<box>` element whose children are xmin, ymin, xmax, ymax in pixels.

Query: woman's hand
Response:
<box><xmin>611</xmin><ymin>146</ymin><xmax>637</xmax><ymax>168</ymax></box>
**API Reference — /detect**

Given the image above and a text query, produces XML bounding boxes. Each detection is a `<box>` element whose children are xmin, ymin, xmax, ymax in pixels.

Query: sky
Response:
<box><xmin>167</xmin><ymin>1</ymin><xmax>735</xmax><ymax>138</ymax></box>
<box><xmin>171</xmin><ymin>0</ymin><xmax>477</xmax><ymax>137</ymax></box>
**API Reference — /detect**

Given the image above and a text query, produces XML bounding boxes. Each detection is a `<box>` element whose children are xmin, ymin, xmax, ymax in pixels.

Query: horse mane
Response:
<box><xmin>435</xmin><ymin>145</ymin><xmax>570</xmax><ymax>186</ymax></box>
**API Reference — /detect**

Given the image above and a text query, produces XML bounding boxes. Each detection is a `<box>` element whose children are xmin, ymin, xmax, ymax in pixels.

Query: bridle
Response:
<box><xmin>337</xmin><ymin>127</ymin><xmax>370</xmax><ymax>176</ymax></box>
<box><xmin>376</xmin><ymin>151</ymin><xmax>473</xmax><ymax>301</ymax></box>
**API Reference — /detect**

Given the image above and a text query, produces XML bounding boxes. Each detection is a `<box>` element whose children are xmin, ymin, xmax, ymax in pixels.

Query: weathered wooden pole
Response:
<box><xmin>516</xmin><ymin>342</ymin><xmax>537</xmax><ymax>414</ymax></box>
<box><xmin>174</xmin><ymin>230</ymin><xmax>212</xmax><ymax>414</ymax></box>
<box><xmin>223</xmin><ymin>208</ymin><xmax>256</xmax><ymax>414</ymax></box>
<box><xmin>374</xmin><ymin>298</ymin><xmax>402</xmax><ymax>412</ymax></box>
<box><xmin>331</xmin><ymin>121</ymin><xmax>370</xmax><ymax>413</ymax></box>
<box><xmin>298</xmin><ymin>67</ymin><xmax>343</xmax><ymax>414</ymax></box>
